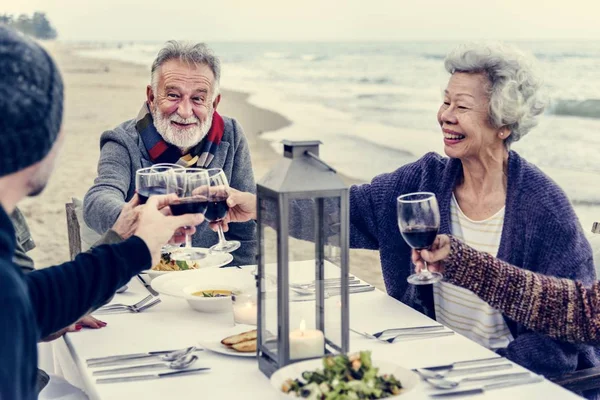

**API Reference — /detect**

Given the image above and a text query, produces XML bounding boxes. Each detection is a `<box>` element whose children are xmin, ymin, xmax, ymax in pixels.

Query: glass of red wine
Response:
<box><xmin>167</xmin><ymin>168</ymin><xmax>210</xmax><ymax>262</ymax></box>
<box><xmin>206</xmin><ymin>168</ymin><xmax>241</xmax><ymax>254</ymax></box>
<box><xmin>135</xmin><ymin>165</ymin><xmax>183</xmax><ymax>204</ymax></box>
<box><xmin>397</xmin><ymin>192</ymin><xmax>442</xmax><ymax>285</ymax></box>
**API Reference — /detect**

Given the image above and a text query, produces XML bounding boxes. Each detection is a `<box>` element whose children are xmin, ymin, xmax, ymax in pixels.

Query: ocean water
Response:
<box><xmin>77</xmin><ymin>41</ymin><xmax>600</xmax><ymax>231</ymax></box>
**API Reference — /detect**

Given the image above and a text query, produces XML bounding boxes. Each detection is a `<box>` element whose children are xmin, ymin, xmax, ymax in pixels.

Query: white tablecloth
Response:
<box><xmin>55</xmin><ymin>263</ymin><xmax>582</xmax><ymax>399</ymax></box>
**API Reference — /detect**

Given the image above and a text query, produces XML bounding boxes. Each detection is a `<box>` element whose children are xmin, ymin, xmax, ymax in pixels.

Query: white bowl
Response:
<box><xmin>271</xmin><ymin>357</ymin><xmax>420</xmax><ymax>399</ymax></box>
<box><xmin>182</xmin><ymin>285</ymin><xmax>237</xmax><ymax>313</ymax></box>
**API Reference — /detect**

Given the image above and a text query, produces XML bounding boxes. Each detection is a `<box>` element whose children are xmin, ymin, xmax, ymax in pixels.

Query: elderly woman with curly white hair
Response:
<box><xmin>221</xmin><ymin>43</ymin><xmax>598</xmax><ymax>378</ymax></box>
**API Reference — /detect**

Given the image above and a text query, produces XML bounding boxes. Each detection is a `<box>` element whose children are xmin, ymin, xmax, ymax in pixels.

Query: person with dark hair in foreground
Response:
<box><xmin>0</xmin><ymin>26</ymin><xmax>203</xmax><ymax>399</ymax></box>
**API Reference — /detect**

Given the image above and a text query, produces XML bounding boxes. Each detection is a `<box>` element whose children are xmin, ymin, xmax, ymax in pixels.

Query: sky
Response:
<box><xmin>4</xmin><ymin>0</ymin><xmax>600</xmax><ymax>42</ymax></box>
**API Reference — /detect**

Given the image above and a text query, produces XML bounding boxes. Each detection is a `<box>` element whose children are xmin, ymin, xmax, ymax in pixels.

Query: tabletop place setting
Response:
<box><xmin>71</xmin><ymin>143</ymin><xmax>555</xmax><ymax>399</ymax></box>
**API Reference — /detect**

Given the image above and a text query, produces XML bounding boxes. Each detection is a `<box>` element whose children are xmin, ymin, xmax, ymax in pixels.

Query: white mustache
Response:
<box><xmin>169</xmin><ymin>114</ymin><xmax>199</xmax><ymax>125</ymax></box>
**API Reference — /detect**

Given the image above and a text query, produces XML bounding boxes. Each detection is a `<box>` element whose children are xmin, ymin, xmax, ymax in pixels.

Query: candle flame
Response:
<box><xmin>299</xmin><ymin>319</ymin><xmax>306</xmax><ymax>332</ymax></box>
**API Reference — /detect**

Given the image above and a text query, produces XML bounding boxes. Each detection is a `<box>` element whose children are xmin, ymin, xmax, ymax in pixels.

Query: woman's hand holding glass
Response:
<box><xmin>397</xmin><ymin>192</ymin><xmax>442</xmax><ymax>285</ymax></box>
<box><xmin>411</xmin><ymin>234</ymin><xmax>451</xmax><ymax>276</ymax></box>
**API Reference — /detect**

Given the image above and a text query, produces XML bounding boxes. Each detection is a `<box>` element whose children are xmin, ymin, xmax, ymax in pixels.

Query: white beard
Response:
<box><xmin>152</xmin><ymin>107</ymin><xmax>213</xmax><ymax>149</ymax></box>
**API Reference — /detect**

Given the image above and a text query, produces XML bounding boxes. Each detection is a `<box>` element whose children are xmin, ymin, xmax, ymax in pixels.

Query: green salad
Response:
<box><xmin>281</xmin><ymin>351</ymin><xmax>403</xmax><ymax>399</ymax></box>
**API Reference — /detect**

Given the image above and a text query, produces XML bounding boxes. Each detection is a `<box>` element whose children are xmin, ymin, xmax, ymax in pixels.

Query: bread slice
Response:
<box><xmin>221</xmin><ymin>329</ymin><xmax>257</xmax><ymax>346</ymax></box>
<box><xmin>232</xmin><ymin>339</ymin><xmax>257</xmax><ymax>353</ymax></box>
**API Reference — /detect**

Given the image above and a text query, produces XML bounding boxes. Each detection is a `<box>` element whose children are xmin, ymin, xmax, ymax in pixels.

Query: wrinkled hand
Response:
<box><xmin>111</xmin><ymin>195</ymin><xmax>141</xmax><ymax>239</ymax></box>
<box><xmin>209</xmin><ymin>188</ymin><xmax>256</xmax><ymax>232</ymax></box>
<box><xmin>134</xmin><ymin>194</ymin><xmax>204</xmax><ymax>266</ymax></box>
<box><xmin>411</xmin><ymin>234</ymin><xmax>451</xmax><ymax>274</ymax></box>
<box><xmin>40</xmin><ymin>315</ymin><xmax>107</xmax><ymax>342</ymax></box>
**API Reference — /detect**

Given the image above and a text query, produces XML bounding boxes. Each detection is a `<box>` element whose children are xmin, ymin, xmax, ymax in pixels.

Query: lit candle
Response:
<box><xmin>289</xmin><ymin>319</ymin><xmax>325</xmax><ymax>360</ymax></box>
<box><xmin>233</xmin><ymin>297</ymin><xmax>257</xmax><ymax>326</ymax></box>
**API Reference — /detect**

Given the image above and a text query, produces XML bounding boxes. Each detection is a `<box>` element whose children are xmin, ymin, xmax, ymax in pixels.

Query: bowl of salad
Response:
<box><xmin>271</xmin><ymin>351</ymin><xmax>419</xmax><ymax>399</ymax></box>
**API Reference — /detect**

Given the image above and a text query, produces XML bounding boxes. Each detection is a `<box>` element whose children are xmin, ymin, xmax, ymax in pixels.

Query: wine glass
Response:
<box><xmin>167</xmin><ymin>168</ymin><xmax>210</xmax><ymax>262</ymax></box>
<box><xmin>136</xmin><ymin>165</ymin><xmax>181</xmax><ymax>204</ymax></box>
<box><xmin>206</xmin><ymin>168</ymin><xmax>241</xmax><ymax>254</ymax></box>
<box><xmin>151</xmin><ymin>163</ymin><xmax>185</xmax><ymax>171</ymax></box>
<box><xmin>397</xmin><ymin>192</ymin><xmax>442</xmax><ymax>285</ymax></box>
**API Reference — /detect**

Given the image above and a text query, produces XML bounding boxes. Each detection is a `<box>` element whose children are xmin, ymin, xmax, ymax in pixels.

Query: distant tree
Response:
<box><xmin>31</xmin><ymin>12</ymin><xmax>56</xmax><ymax>39</ymax></box>
<box><xmin>0</xmin><ymin>12</ymin><xmax>57</xmax><ymax>39</ymax></box>
<box><xmin>0</xmin><ymin>14</ymin><xmax>13</xmax><ymax>25</ymax></box>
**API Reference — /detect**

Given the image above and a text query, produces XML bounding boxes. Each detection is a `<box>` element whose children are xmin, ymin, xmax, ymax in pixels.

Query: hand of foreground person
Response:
<box><xmin>209</xmin><ymin>188</ymin><xmax>256</xmax><ymax>232</ymax></box>
<box><xmin>134</xmin><ymin>194</ymin><xmax>204</xmax><ymax>266</ymax></box>
<box><xmin>112</xmin><ymin>194</ymin><xmax>195</xmax><ymax>245</ymax></box>
<box><xmin>411</xmin><ymin>234</ymin><xmax>451</xmax><ymax>275</ymax></box>
<box><xmin>39</xmin><ymin>315</ymin><xmax>106</xmax><ymax>342</ymax></box>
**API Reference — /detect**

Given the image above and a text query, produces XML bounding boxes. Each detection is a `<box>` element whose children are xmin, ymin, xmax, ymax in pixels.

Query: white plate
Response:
<box><xmin>150</xmin><ymin>267</ymin><xmax>255</xmax><ymax>298</ymax></box>
<box><xmin>198</xmin><ymin>325</ymin><xmax>257</xmax><ymax>358</ymax></box>
<box><xmin>142</xmin><ymin>248</ymin><xmax>233</xmax><ymax>279</ymax></box>
<box><xmin>271</xmin><ymin>357</ymin><xmax>420</xmax><ymax>399</ymax></box>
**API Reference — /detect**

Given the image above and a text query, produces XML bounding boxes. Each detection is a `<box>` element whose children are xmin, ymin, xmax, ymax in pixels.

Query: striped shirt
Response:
<box><xmin>433</xmin><ymin>194</ymin><xmax>514</xmax><ymax>350</ymax></box>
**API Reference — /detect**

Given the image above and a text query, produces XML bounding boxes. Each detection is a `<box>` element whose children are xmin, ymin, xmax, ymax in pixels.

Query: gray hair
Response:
<box><xmin>444</xmin><ymin>43</ymin><xmax>546</xmax><ymax>145</ymax></box>
<box><xmin>151</xmin><ymin>41</ymin><xmax>221</xmax><ymax>100</ymax></box>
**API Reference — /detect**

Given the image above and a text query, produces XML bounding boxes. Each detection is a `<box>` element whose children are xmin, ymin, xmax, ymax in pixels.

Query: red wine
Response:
<box><xmin>204</xmin><ymin>197</ymin><xmax>229</xmax><ymax>222</ymax></box>
<box><xmin>170</xmin><ymin>198</ymin><xmax>208</xmax><ymax>216</ymax></box>
<box><xmin>138</xmin><ymin>186</ymin><xmax>167</xmax><ymax>204</ymax></box>
<box><xmin>400</xmin><ymin>226</ymin><xmax>438</xmax><ymax>249</ymax></box>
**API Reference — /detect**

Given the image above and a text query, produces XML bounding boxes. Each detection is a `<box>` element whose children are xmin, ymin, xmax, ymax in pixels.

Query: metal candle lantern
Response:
<box><xmin>256</xmin><ymin>140</ymin><xmax>350</xmax><ymax>377</ymax></box>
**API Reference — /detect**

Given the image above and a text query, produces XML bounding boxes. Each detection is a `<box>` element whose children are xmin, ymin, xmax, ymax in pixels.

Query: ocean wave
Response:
<box><xmin>534</xmin><ymin>52</ymin><xmax>600</xmax><ymax>60</ymax></box>
<box><xmin>422</xmin><ymin>53</ymin><xmax>445</xmax><ymax>60</ymax></box>
<box><xmin>571</xmin><ymin>199</ymin><xmax>600</xmax><ymax>207</ymax></box>
<box><xmin>548</xmin><ymin>99</ymin><xmax>600</xmax><ymax>119</ymax></box>
<box><xmin>357</xmin><ymin>77</ymin><xmax>393</xmax><ymax>85</ymax></box>
<box><xmin>263</xmin><ymin>52</ymin><xmax>290</xmax><ymax>59</ymax></box>
<box><xmin>301</xmin><ymin>54</ymin><xmax>327</xmax><ymax>61</ymax></box>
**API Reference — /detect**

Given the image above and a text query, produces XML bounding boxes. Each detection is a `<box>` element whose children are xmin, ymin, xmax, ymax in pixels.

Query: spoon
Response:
<box><xmin>93</xmin><ymin>354</ymin><xmax>199</xmax><ymax>376</ymax></box>
<box><xmin>115</xmin><ymin>285</ymin><xmax>128</xmax><ymax>294</ymax></box>
<box><xmin>426</xmin><ymin>372</ymin><xmax>531</xmax><ymax>390</ymax></box>
<box><xmin>160</xmin><ymin>346</ymin><xmax>198</xmax><ymax>362</ymax></box>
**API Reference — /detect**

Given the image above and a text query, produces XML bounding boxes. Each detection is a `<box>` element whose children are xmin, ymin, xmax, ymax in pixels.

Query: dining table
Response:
<box><xmin>52</xmin><ymin>261</ymin><xmax>583</xmax><ymax>399</ymax></box>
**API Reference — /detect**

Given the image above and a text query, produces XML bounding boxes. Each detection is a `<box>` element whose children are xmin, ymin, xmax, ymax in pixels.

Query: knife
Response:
<box><xmin>418</xmin><ymin>356</ymin><xmax>505</xmax><ymax>371</ymax></box>
<box><xmin>94</xmin><ymin>361</ymin><xmax>193</xmax><ymax>376</ymax></box>
<box><xmin>137</xmin><ymin>274</ymin><xmax>159</xmax><ymax>296</ymax></box>
<box><xmin>429</xmin><ymin>375</ymin><xmax>544</xmax><ymax>397</ymax></box>
<box><xmin>87</xmin><ymin>350</ymin><xmax>177</xmax><ymax>366</ymax></box>
<box><xmin>96</xmin><ymin>368</ymin><xmax>211</xmax><ymax>384</ymax></box>
<box><xmin>291</xmin><ymin>286</ymin><xmax>375</xmax><ymax>302</ymax></box>
<box><xmin>417</xmin><ymin>363</ymin><xmax>513</xmax><ymax>379</ymax></box>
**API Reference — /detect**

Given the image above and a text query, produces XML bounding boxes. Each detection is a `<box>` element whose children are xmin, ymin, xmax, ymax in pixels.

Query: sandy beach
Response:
<box><xmin>21</xmin><ymin>42</ymin><xmax>385</xmax><ymax>290</ymax></box>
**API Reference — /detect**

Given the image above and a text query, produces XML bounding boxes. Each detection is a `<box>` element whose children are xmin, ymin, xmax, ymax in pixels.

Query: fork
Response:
<box><xmin>95</xmin><ymin>298</ymin><xmax>162</xmax><ymax>314</ymax></box>
<box><xmin>372</xmin><ymin>325</ymin><xmax>444</xmax><ymax>338</ymax></box>
<box><xmin>290</xmin><ymin>277</ymin><xmax>360</xmax><ymax>290</ymax></box>
<box><xmin>98</xmin><ymin>295</ymin><xmax>153</xmax><ymax>311</ymax></box>
<box><xmin>350</xmin><ymin>328</ymin><xmax>454</xmax><ymax>343</ymax></box>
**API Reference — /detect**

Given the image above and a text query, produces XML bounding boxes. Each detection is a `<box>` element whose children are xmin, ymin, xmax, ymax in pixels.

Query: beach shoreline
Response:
<box><xmin>21</xmin><ymin>41</ymin><xmax>385</xmax><ymax>290</ymax></box>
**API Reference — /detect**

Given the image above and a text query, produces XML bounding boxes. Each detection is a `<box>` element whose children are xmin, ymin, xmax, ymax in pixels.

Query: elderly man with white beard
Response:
<box><xmin>84</xmin><ymin>41</ymin><xmax>256</xmax><ymax>266</ymax></box>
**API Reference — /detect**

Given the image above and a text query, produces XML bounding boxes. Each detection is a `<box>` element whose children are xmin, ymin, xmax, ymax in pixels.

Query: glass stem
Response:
<box><xmin>420</xmin><ymin>260</ymin><xmax>433</xmax><ymax>279</ymax></box>
<box><xmin>217</xmin><ymin>225</ymin><xmax>227</xmax><ymax>244</ymax></box>
<box><xmin>185</xmin><ymin>229</ymin><xmax>192</xmax><ymax>248</ymax></box>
